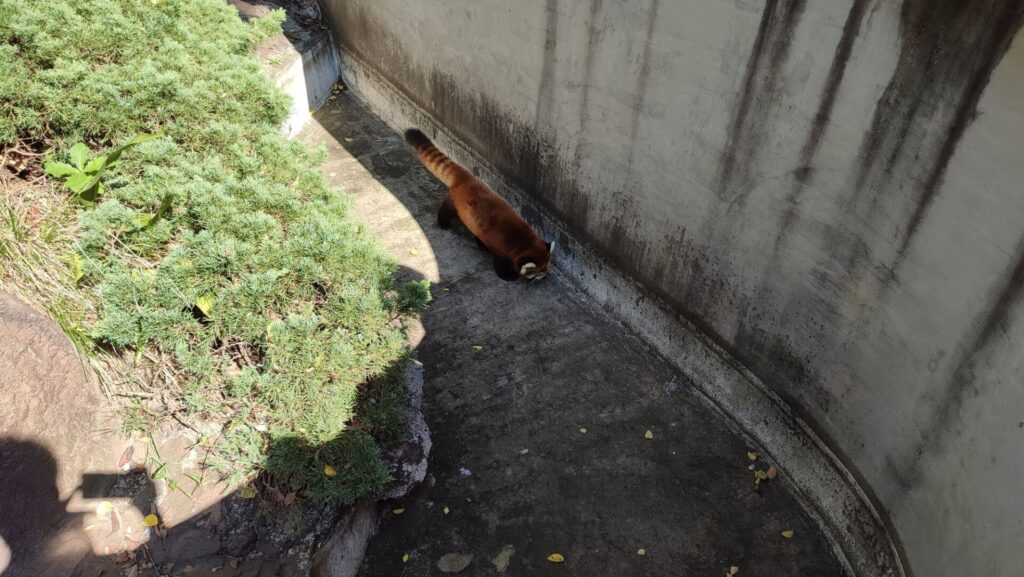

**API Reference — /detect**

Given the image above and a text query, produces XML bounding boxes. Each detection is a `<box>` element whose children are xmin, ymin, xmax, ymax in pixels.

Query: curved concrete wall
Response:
<box><xmin>320</xmin><ymin>1</ymin><xmax>1024</xmax><ymax>575</ymax></box>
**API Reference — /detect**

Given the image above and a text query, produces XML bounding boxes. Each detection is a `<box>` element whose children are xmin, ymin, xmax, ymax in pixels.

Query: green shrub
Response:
<box><xmin>0</xmin><ymin>0</ymin><xmax>420</xmax><ymax>503</ymax></box>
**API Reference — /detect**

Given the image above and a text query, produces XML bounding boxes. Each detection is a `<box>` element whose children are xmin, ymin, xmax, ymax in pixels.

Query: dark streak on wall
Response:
<box><xmin>718</xmin><ymin>0</ymin><xmax>806</xmax><ymax>209</ymax></box>
<box><xmin>775</xmin><ymin>0</ymin><xmax>870</xmax><ymax>250</ymax></box>
<box><xmin>852</xmin><ymin>0</ymin><xmax>1024</xmax><ymax>273</ymax></box>
<box><xmin>572</xmin><ymin>0</ymin><xmax>603</xmax><ymax>171</ymax></box>
<box><xmin>894</xmin><ymin>239</ymin><xmax>1024</xmax><ymax>489</ymax></box>
<box><xmin>535</xmin><ymin>0</ymin><xmax>560</xmax><ymax>131</ymax></box>
<box><xmin>624</xmin><ymin>0</ymin><xmax>659</xmax><ymax>177</ymax></box>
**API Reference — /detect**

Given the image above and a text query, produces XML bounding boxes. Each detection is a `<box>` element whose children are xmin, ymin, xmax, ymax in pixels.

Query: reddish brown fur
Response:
<box><xmin>404</xmin><ymin>129</ymin><xmax>551</xmax><ymax>281</ymax></box>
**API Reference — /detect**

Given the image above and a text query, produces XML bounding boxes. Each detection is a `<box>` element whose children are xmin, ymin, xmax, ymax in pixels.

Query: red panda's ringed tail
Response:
<box><xmin>404</xmin><ymin>129</ymin><xmax>468</xmax><ymax>187</ymax></box>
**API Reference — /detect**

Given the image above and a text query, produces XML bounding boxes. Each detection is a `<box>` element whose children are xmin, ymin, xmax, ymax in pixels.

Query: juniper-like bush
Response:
<box><xmin>0</xmin><ymin>0</ymin><xmax>419</xmax><ymax>502</ymax></box>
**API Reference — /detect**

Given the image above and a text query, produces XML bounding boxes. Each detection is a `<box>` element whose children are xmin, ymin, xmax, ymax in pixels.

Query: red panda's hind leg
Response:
<box><xmin>437</xmin><ymin>195</ymin><xmax>458</xmax><ymax>229</ymax></box>
<box><xmin>492</xmin><ymin>255</ymin><xmax>519</xmax><ymax>281</ymax></box>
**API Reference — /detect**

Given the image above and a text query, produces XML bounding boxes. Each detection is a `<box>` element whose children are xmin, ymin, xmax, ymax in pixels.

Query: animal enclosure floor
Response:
<box><xmin>300</xmin><ymin>92</ymin><xmax>845</xmax><ymax>577</ymax></box>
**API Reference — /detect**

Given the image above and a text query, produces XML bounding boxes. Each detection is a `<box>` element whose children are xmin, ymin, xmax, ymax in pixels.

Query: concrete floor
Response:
<box><xmin>300</xmin><ymin>92</ymin><xmax>845</xmax><ymax>577</ymax></box>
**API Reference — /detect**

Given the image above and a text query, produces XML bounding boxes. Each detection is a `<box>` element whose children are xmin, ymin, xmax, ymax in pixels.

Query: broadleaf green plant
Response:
<box><xmin>44</xmin><ymin>133</ymin><xmax>162</xmax><ymax>205</ymax></box>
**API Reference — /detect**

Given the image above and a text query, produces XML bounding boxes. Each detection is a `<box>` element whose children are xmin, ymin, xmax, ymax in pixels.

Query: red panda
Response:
<box><xmin>404</xmin><ymin>128</ymin><xmax>552</xmax><ymax>281</ymax></box>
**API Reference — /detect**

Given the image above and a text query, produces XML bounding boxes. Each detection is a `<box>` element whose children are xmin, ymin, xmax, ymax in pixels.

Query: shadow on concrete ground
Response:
<box><xmin>0</xmin><ymin>429</ymin><xmax>365</xmax><ymax>577</ymax></box>
<box><xmin>299</xmin><ymin>91</ymin><xmax>847</xmax><ymax>576</ymax></box>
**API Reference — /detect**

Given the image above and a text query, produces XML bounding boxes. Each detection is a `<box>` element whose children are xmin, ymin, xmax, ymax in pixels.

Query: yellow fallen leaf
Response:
<box><xmin>409</xmin><ymin>249</ymin><xmax>418</xmax><ymax>256</ymax></box>
<box><xmin>402</xmin><ymin>553</ymin><xmax>410</xmax><ymax>563</ymax></box>
<box><xmin>344</xmin><ymin>137</ymin><xmax>354</xmax><ymax>142</ymax></box>
<box><xmin>747</xmin><ymin>464</ymin><xmax>756</xmax><ymax>471</ymax></box>
<box><xmin>442</xmin><ymin>287</ymin><xmax>450</xmax><ymax>292</ymax></box>
<box><xmin>644</xmin><ymin>430</ymin><xmax>654</xmax><ymax>440</ymax></box>
<box><xmin>96</xmin><ymin>501</ymin><xmax>114</xmax><ymax>516</ymax></box>
<box><xmin>239</xmin><ymin>486</ymin><xmax>256</xmax><ymax>499</ymax></box>
<box><xmin>142</xmin><ymin>514</ymin><xmax>159</xmax><ymax>527</ymax></box>
<box><xmin>195</xmin><ymin>294</ymin><xmax>215</xmax><ymax>317</ymax></box>
<box><xmin>747</xmin><ymin>451</ymin><xmax>758</xmax><ymax>461</ymax></box>
<box><xmin>392</xmin><ymin>508</ymin><xmax>406</xmax><ymax>515</ymax></box>
<box><xmin>754</xmin><ymin>469</ymin><xmax>768</xmax><ymax>480</ymax></box>
<box><xmin>323</xmin><ymin>465</ymin><xmax>338</xmax><ymax>477</ymax></box>
<box><xmin>546</xmin><ymin>553</ymin><xmax>565</xmax><ymax>563</ymax></box>
<box><xmin>637</xmin><ymin>548</ymin><xmax>646</xmax><ymax>556</ymax></box>
<box><xmin>443</xmin><ymin>506</ymin><xmax>450</xmax><ymax>515</ymax></box>
<box><xmin>767</xmin><ymin>465</ymin><xmax>778</xmax><ymax>479</ymax></box>
<box><xmin>579</xmin><ymin>427</ymin><xmax>587</xmax><ymax>434</ymax></box>
<box><xmin>781</xmin><ymin>530</ymin><xmax>794</xmax><ymax>539</ymax></box>
<box><xmin>728</xmin><ymin>566</ymin><xmax>739</xmax><ymax>576</ymax></box>
<box><xmin>472</xmin><ymin>345</ymin><xmax>483</xmax><ymax>351</ymax></box>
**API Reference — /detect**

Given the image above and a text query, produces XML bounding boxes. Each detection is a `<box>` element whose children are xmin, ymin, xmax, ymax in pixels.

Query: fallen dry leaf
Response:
<box><xmin>402</xmin><ymin>553</ymin><xmax>410</xmax><ymax>563</ymax></box>
<box><xmin>228</xmin><ymin>558</ymin><xmax>239</xmax><ymax>569</ymax></box>
<box><xmin>637</xmin><ymin>548</ymin><xmax>646</xmax><ymax>556</ymax></box>
<box><xmin>754</xmin><ymin>469</ymin><xmax>768</xmax><ymax>480</ymax></box>
<box><xmin>239</xmin><ymin>486</ymin><xmax>256</xmax><ymax>499</ymax></box>
<box><xmin>323</xmin><ymin>465</ymin><xmax>338</xmax><ymax>477</ymax></box>
<box><xmin>579</xmin><ymin>427</ymin><xmax>587</xmax><ymax>434</ymax></box>
<box><xmin>472</xmin><ymin>345</ymin><xmax>483</xmax><ymax>351</ymax></box>
<box><xmin>437</xmin><ymin>553</ymin><xmax>473</xmax><ymax>573</ymax></box>
<box><xmin>443</xmin><ymin>506</ymin><xmax>450</xmax><ymax>515</ymax></box>
<box><xmin>728</xmin><ymin>566</ymin><xmax>739</xmax><ymax>576</ymax></box>
<box><xmin>644</xmin><ymin>430</ymin><xmax>654</xmax><ymax>440</ymax></box>
<box><xmin>97</xmin><ymin>501</ymin><xmax>114</xmax><ymax>517</ymax></box>
<box><xmin>747</xmin><ymin>464</ymin><xmax>756</xmax><ymax>471</ymax></box>
<box><xmin>546</xmin><ymin>553</ymin><xmax>565</xmax><ymax>563</ymax></box>
<box><xmin>117</xmin><ymin>446</ymin><xmax>135</xmax><ymax>470</ymax></box>
<box><xmin>747</xmin><ymin>451</ymin><xmax>758</xmax><ymax>461</ymax></box>
<box><xmin>767</xmin><ymin>465</ymin><xmax>778</xmax><ymax>479</ymax></box>
<box><xmin>492</xmin><ymin>545</ymin><xmax>515</xmax><ymax>573</ymax></box>
<box><xmin>781</xmin><ymin>530</ymin><xmax>794</xmax><ymax>539</ymax></box>
<box><xmin>392</xmin><ymin>508</ymin><xmax>406</xmax><ymax>515</ymax></box>
<box><xmin>142</xmin><ymin>514</ymin><xmax>159</xmax><ymax>527</ymax></box>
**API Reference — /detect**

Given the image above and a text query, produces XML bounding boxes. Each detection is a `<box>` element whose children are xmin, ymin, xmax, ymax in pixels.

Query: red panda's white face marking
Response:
<box><xmin>520</xmin><ymin>240</ymin><xmax>554</xmax><ymax>281</ymax></box>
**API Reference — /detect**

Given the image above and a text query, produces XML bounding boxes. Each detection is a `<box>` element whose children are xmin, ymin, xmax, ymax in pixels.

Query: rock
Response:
<box><xmin>155</xmin><ymin>526</ymin><xmax>222</xmax><ymax>561</ymax></box>
<box><xmin>382</xmin><ymin>361</ymin><xmax>431</xmax><ymax>500</ymax></box>
<box><xmin>0</xmin><ymin>291</ymin><xmax>121</xmax><ymax>577</ymax></box>
<box><xmin>224</xmin><ymin>530</ymin><xmax>257</xmax><ymax>557</ymax></box>
<box><xmin>310</xmin><ymin>501</ymin><xmax>378</xmax><ymax>577</ymax></box>
<box><xmin>491</xmin><ymin>545</ymin><xmax>515</xmax><ymax>573</ymax></box>
<box><xmin>288</xmin><ymin>0</ymin><xmax>321</xmax><ymax>27</ymax></box>
<box><xmin>437</xmin><ymin>553</ymin><xmax>474</xmax><ymax>573</ymax></box>
<box><xmin>225</xmin><ymin>0</ymin><xmax>272</xmax><ymax>21</ymax></box>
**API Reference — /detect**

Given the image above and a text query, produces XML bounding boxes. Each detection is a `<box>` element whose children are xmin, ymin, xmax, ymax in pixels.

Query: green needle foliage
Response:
<box><xmin>0</xmin><ymin>0</ymin><xmax>424</xmax><ymax>503</ymax></box>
